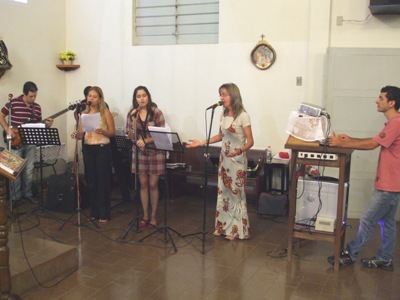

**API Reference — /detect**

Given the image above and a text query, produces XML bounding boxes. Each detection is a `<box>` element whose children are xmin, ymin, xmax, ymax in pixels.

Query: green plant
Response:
<box><xmin>59</xmin><ymin>50</ymin><xmax>76</xmax><ymax>61</ymax></box>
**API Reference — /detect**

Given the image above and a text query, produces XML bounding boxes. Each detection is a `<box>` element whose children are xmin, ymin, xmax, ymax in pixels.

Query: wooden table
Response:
<box><xmin>285</xmin><ymin>136</ymin><xmax>354</xmax><ymax>271</ymax></box>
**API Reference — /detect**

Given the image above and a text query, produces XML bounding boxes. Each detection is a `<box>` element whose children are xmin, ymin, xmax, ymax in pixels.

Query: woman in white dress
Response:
<box><xmin>187</xmin><ymin>83</ymin><xmax>254</xmax><ymax>240</ymax></box>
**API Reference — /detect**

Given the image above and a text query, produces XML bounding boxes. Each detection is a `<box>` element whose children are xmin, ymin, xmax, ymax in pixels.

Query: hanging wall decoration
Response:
<box><xmin>0</xmin><ymin>39</ymin><xmax>12</xmax><ymax>79</ymax></box>
<box><xmin>250</xmin><ymin>34</ymin><xmax>276</xmax><ymax>70</ymax></box>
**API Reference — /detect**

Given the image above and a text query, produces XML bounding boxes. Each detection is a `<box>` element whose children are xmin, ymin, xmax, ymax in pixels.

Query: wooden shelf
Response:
<box><xmin>285</xmin><ymin>135</ymin><xmax>354</xmax><ymax>272</ymax></box>
<box><xmin>56</xmin><ymin>64</ymin><xmax>80</xmax><ymax>71</ymax></box>
<box><xmin>0</xmin><ymin>65</ymin><xmax>11</xmax><ymax>78</ymax></box>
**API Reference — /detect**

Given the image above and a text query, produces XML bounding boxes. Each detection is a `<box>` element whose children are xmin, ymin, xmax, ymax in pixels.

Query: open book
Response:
<box><xmin>0</xmin><ymin>148</ymin><xmax>27</xmax><ymax>181</ymax></box>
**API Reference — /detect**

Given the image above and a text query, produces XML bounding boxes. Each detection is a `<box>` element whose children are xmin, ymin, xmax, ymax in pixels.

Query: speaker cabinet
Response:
<box><xmin>258</xmin><ymin>192</ymin><xmax>288</xmax><ymax>216</ymax></box>
<box><xmin>45</xmin><ymin>173</ymin><xmax>89</xmax><ymax>213</ymax></box>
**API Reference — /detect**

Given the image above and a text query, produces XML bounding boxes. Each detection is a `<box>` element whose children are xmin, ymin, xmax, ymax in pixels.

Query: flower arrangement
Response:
<box><xmin>59</xmin><ymin>50</ymin><xmax>76</xmax><ymax>61</ymax></box>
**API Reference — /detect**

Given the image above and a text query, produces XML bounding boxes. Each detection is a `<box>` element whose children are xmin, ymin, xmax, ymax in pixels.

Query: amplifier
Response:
<box><xmin>298</xmin><ymin>152</ymin><xmax>338</xmax><ymax>160</ymax></box>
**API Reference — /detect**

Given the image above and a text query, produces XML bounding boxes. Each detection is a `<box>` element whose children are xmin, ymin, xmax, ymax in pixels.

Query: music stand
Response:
<box><xmin>114</xmin><ymin>135</ymin><xmax>132</xmax><ymax>149</ymax></box>
<box><xmin>135</xmin><ymin>128</ymin><xmax>184</xmax><ymax>252</ymax></box>
<box><xmin>19</xmin><ymin>127</ymin><xmax>60</xmax><ymax>198</ymax></box>
<box><xmin>18</xmin><ymin>127</ymin><xmax>63</xmax><ymax>219</ymax></box>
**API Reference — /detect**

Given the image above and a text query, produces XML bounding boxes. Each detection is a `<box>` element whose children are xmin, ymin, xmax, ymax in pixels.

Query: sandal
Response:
<box><xmin>213</xmin><ymin>230</ymin><xmax>221</xmax><ymax>237</ymax></box>
<box><xmin>225</xmin><ymin>235</ymin><xmax>237</xmax><ymax>241</ymax></box>
<box><xmin>139</xmin><ymin>220</ymin><xmax>148</xmax><ymax>228</ymax></box>
<box><xmin>99</xmin><ymin>219</ymin><xmax>108</xmax><ymax>223</ymax></box>
<box><xmin>148</xmin><ymin>220</ymin><xmax>157</xmax><ymax>228</ymax></box>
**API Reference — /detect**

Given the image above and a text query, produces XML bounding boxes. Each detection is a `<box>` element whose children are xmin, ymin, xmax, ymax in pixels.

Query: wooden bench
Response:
<box><xmin>167</xmin><ymin>144</ymin><xmax>265</xmax><ymax>203</ymax></box>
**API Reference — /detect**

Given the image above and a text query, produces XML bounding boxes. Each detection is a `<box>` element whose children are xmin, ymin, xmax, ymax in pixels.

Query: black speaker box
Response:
<box><xmin>258</xmin><ymin>192</ymin><xmax>288</xmax><ymax>216</ymax></box>
<box><xmin>45</xmin><ymin>173</ymin><xmax>89</xmax><ymax>213</ymax></box>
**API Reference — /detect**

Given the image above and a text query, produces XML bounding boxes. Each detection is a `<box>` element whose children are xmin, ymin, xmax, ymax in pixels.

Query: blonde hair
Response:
<box><xmin>84</xmin><ymin>86</ymin><xmax>108</xmax><ymax>125</ymax></box>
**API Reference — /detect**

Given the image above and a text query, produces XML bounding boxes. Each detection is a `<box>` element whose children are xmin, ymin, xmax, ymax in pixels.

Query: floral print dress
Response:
<box><xmin>214</xmin><ymin>111</ymin><xmax>251</xmax><ymax>239</ymax></box>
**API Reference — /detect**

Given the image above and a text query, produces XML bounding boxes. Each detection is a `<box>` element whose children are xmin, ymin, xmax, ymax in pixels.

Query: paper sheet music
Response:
<box><xmin>81</xmin><ymin>113</ymin><xmax>100</xmax><ymax>132</ymax></box>
<box><xmin>148</xmin><ymin>126</ymin><xmax>173</xmax><ymax>151</ymax></box>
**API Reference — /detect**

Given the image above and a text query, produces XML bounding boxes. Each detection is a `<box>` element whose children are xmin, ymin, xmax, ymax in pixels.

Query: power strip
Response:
<box><xmin>298</xmin><ymin>152</ymin><xmax>338</xmax><ymax>160</ymax></box>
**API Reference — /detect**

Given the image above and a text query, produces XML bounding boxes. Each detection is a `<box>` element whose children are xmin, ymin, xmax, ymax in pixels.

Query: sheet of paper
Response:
<box><xmin>81</xmin><ymin>113</ymin><xmax>100</xmax><ymax>132</ymax></box>
<box><xmin>148</xmin><ymin>126</ymin><xmax>173</xmax><ymax>151</ymax></box>
<box><xmin>21</xmin><ymin>123</ymin><xmax>45</xmax><ymax>128</ymax></box>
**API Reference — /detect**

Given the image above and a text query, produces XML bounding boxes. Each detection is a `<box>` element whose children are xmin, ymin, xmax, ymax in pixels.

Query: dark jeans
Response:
<box><xmin>83</xmin><ymin>143</ymin><xmax>112</xmax><ymax>220</ymax></box>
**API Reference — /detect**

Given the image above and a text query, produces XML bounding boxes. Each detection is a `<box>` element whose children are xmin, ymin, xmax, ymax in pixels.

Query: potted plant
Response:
<box><xmin>59</xmin><ymin>50</ymin><xmax>76</xmax><ymax>65</ymax></box>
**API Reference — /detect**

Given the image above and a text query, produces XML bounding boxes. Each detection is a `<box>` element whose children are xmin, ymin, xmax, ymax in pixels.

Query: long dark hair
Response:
<box><xmin>132</xmin><ymin>85</ymin><xmax>157</xmax><ymax>120</ymax></box>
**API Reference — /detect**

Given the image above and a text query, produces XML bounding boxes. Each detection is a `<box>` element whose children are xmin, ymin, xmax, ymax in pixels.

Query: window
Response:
<box><xmin>134</xmin><ymin>0</ymin><xmax>219</xmax><ymax>45</ymax></box>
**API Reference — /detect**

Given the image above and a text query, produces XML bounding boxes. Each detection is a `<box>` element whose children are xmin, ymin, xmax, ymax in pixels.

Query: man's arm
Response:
<box><xmin>328</xmin><ymin>132</ymin><xmax>379</xmax><ymax>150</ymax></box>
<box><xmin>0</xmin><ymin>112</ymin><xmax>9</xmax><ymax>131</ymax></box>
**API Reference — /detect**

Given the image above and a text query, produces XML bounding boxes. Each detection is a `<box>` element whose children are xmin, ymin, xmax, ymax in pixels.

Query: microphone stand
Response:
<box><xmin>182</xmin><ymin>106</ymin><xmax>217</xmax><ymax>254</ymax></box>
<box><xmin>120</xmin><ymin>110</ymin><xmax>147</xmax><ymax>239</ymax></box>
<box><xmin>59</xmin><ymin>108</ymin><xmax>98</xmax><ymax>230</ymax></box>
<box><xmin>5</xmin><ymin>93</ymin><xmax>19</xmax><ymax>221</ymax></box>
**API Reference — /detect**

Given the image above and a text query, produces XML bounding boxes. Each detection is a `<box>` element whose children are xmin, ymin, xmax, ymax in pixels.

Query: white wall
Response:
<box><xmin>0</xmin><ymin>0</ymin><xmax>67</xmax><ymax>150</ymax></box>
<box><xmin>3</xmin><ymin>0</ymin><xmax>399</xmax><ymax>157</ymax></box>
<box><xmin>2</xmin><ymin>0</ymin><xmax>400</xmax><ymax>155</ymax></box>
<box><xmin>61</xmin><ymin>0</ymin><xmax>332</xmax><ymax>161</ymax></box>
<box><xmin>330</xmin><ymin>0</ymin><xmax>400</xmax><ymax>48</ymax></box>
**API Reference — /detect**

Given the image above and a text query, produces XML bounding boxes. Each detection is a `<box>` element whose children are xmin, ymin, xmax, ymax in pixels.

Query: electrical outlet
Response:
<box><xmin>337</xmin><ymin>16</ymin><xmax>343</xmax><ymax>26</ymax></box>
<box><xmin>296</xmin><ymin>76</ymin><xmax>302</xmax><ymax>86</ymax></box>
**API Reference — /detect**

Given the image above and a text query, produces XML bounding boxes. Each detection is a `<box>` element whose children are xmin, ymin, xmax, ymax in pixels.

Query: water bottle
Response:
<box><xmin>265</xmin><ymin>146</ymin><xmax>272</xmax><ymax>164</ymax></box>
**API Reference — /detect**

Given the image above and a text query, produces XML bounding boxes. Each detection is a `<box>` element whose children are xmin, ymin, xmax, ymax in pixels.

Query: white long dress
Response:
<box><xmin>214</xmin><ymin>111</ymin><xmax>251</xmax><ymax>239</ymax></box>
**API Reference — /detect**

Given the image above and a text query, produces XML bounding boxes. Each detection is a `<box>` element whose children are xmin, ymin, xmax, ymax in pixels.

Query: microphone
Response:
<box><xmin>8</xmin><ymin>93</ymin><xmax>13</xmax><ymax>101</ymax></box>
<box><xmin>206</xmin><ymin>100</ymin><xmax>222</xmax><ymax>110</ymax></box>
<box><xmin>131</xmin><ymin>106</ymin><xmax>141</xmax><ymax>118</ymax></box>
<box><xmin>87</xmin><ymin>101</ymin><xmax>92</xmax><ymax>106</ymax></box>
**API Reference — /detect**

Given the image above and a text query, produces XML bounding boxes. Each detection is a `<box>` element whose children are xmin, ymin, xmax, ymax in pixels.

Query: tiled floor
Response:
<box><xmin>8</xmin><ymin>188</ymin><xmax>400</xmax><ymax>300</ymax></box>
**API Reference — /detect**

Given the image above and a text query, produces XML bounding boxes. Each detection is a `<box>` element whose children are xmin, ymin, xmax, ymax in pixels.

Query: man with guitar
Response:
<box><xmin>0</xmin><ymin>81</ymin><xmax>54</xmax><ymax>206</ymax></box>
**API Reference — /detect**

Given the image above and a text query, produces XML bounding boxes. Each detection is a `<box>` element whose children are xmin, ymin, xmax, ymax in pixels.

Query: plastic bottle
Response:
<box><xmin>265</xmin><ymin>146</ymin><xmax>272</xmax><ymax>164</ymax></box>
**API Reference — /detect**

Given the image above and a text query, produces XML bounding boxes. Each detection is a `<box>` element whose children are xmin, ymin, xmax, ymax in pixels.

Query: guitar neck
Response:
<box><xmin>42</xmin><ymin>108</ymin><xmax>70</xmax><ymax>123</ymax></box>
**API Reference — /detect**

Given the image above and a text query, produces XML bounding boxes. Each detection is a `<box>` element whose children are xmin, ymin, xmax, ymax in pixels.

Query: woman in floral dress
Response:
<box><xmin>187</xmin><ymin>83</ymin><xmax>254</xmax><ymax>240</ymax></box>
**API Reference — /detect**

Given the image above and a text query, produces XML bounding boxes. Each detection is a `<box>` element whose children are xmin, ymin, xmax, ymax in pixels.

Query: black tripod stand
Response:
<box><xmin>59</xmin><ymin>121</ymin><xmax>98</xmax><ymax>230</ymax></box>
<box><xmin>118</xmin><ymin>134</ymin><xmax>150</xmax><ymax>239</ymax></box>
<box><xmin>136</xmin><ymin>128</ymin><xmax>184</xmax><ymax>252</ymax></box>
<box><xmin>17</xmin><ymin>127</ymin><xmax>64</xmax><ymax>221</ymax></box>
<box><xmin>182</xmin><ymin>107</ymin><xmax>218</xmax><ymax>254</ymax></box>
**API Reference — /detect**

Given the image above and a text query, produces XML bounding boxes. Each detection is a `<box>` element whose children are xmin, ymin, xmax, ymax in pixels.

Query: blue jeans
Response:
<box><xmin>348</xmin><ymin>189</ymin><xmax>400</xmax><ymax>261</ymax></box>
<box><xmin>11</xmin><ymin>145</ymin><xmax>36</xmax><ymax>201</ymax></box>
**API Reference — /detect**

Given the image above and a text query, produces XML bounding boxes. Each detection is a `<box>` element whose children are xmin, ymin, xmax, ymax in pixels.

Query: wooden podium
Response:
<box><xmin>285</xmin><ymin>136</ymin><xmax>354</xmax><ymax>271</ymax></box>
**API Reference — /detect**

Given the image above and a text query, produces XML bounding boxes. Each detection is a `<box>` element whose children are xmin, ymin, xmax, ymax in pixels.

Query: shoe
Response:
<box><xmin>327</xmin><ymin>248</ymin><xmax>354</xmax><ymax>266</ymax></box>
<box><xmin>361</xmin><ymin>256</ymin><xmax>394</xmax><ymax>271</ymax></box>
<box><xmin>139</xmin><ymin>220</ymin><xmax>148</xmax><ymax>228</ymax></box>
<box><xmin>148</xmin><ymin>221</ymin><xmax>157</xmax><ymax>228</ymax></box>
<box><xmin>9</xmin><ymin>199</ymin><xmax>22</xmax><ymax>209</ymax></box>
<box><xmin>24</xmin><ymin>196</ymin><xmax>39</xmax><ymax>205</ymax></box>
<box><xmin>99</xmin><ymin>219</ymin><xmax>108</xmax><ymax>224</ymax></box>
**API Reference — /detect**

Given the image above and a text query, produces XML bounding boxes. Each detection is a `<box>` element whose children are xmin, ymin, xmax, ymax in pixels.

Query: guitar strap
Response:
<box><xmin>30</xmin><ymin>106</ymin><xmax>35</xmax><ymax>123</ymax></box>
